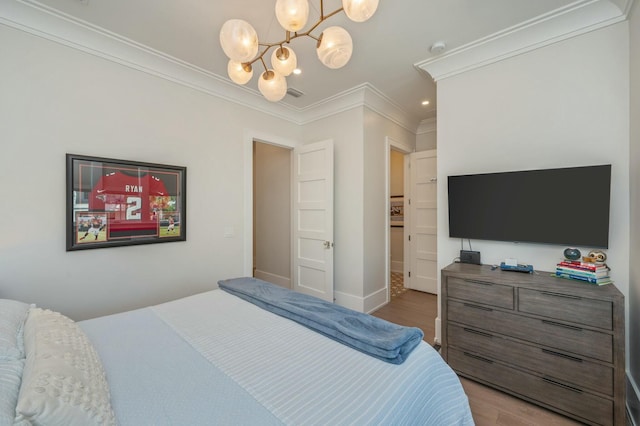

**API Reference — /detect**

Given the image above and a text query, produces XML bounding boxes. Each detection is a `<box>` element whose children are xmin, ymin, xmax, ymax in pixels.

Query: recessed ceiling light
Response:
<box><xmin>293</xmin><ymin>68</ymin><xmax>302</xmax><ymax>75</ymax></box>
<box><xmin>421</xmin><ymin>100</ymin><xmax>430</xmax><ymax>106</ymax></box>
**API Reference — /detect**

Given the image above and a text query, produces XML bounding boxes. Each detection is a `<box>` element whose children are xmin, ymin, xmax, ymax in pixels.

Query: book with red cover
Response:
<box><xmin>558</xmin><ymin>260</ymin><xmax>608</xmax><ymax>271</ymax></box>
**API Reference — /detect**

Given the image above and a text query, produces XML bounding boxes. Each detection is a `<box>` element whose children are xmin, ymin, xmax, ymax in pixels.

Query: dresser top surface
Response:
<box><xmin>443</xmin><ymin>263</ymin><xmax>624</xmax><ymax>299</ymax></box>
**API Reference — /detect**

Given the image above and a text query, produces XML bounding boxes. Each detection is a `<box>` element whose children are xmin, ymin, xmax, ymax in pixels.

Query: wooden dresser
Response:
<box><xmin>441</xmin><ymin>263</ymin><xmax>625</xmax><ymax>425</ymax></box>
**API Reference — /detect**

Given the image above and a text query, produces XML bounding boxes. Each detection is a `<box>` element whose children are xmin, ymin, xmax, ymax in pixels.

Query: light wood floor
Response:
<box><xmin>371</xmin><ymin>289</ymin><xmax>583</xmax><ymax>426</ymax></box>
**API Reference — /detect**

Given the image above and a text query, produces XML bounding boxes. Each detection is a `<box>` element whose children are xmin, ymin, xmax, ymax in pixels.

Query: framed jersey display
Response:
<box><xmin>66</xmin><ymin>154</ymin><xmax>186</xmax><ymax>251</ymax></box>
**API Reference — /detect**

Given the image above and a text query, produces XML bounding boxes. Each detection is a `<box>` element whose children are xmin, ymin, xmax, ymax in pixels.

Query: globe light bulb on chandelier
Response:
<box><xmin>219</xmin><ymin>0</ymin><xmax>379</xmax><ymax>102</ymax></box>
<box><xmin>275</xmin><ymin>0</ymin><xmax>310</xmax><ymax>32</ymax></box>
<box><xmin>316</xmin><ymin>26</ymin><xmax>353</xmax><ymax>69</ymax></box>
<box><xmin>219</xmin><ymin>19</ymin><xmax>259</xmax><ymax>63</ymax></box>
<box><xmin>271</xmin><ymin>46</ymin><xmax>297</xmax><ymax>76</ymax></box>
<box><xmin>342</xmin><ymin>0</ymin><xmax>379</xmax><ymax>22</ymax></box>
<box><xmin>227</xmin><ymin>60</ymin><xmax>253</xmax><ymax>85</ymax></box>
<box><xmin>258</xmin><ymin>70</ymin><xmax>288</xmax><ymax>102</ymax></box>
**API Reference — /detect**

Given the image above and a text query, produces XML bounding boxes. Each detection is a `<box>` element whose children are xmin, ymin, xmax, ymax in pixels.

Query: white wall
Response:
<box><xmin>363</xmin><ymin>108</ymin><xmax>415</xmax><ymax>311</ymax></box>
<box><xmin>253</xmin><ymin>142</ymin><xmax>291</xmax><ymax>288</ymax></box>
<box><xmin>436</xmin><ymin>22</ymin><xmax>630</xmax><ymax>341</ymax></box>
<box><xmin>298</xmin><ymin>108</ymin><xmax>365</xmax><ymax>308</ymax></box>
<box><xmin>628</xmin><ymin>0</ymin><xmax>640</xmax><ymax>421</ymax></box>
<box><xmin>0</xmin><ymin>19</ymin><xmax>420</xmax><ymax>319</ymax></box>
<box><xmin>298</xmin><ymin>107</ymin><xmax>415</xmax><ymax>311</ymax></box>
<box><xmin>416</xmin><ymin>118</ymin><xmax>437</xmax><ymax>151</ymax></box>
<box><xmin>0</xmin><ymin>25</ymin><xmax>301</xmax><ymax>320</ymax></box>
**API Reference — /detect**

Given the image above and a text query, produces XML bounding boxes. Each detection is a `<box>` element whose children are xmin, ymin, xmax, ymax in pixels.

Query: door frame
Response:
<box><xmin>243</xmin><ymin>129</ymin><xmax>297</xmax><ymax>278</ymax></box>
<box><xmin>384</xmin><ymin>137</ymin><xmax>413</xmax><ymax>304</ymax></box>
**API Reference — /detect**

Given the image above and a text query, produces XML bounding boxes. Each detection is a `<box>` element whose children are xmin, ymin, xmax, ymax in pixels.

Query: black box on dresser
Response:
<box><xmin>441</xmin><ymin>263</ymin><xmax>625</xmax><ymax>426</ymax></box>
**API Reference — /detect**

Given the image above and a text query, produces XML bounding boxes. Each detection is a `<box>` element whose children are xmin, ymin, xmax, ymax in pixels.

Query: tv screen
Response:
<box><xmin>447</xmin><ymin>165</ymin><xmax>611</xmax><ymax>248</ymax></box>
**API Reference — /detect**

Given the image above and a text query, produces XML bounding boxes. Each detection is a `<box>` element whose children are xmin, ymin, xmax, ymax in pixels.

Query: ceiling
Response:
<box><xmin>30</xmin><ymin>0</ymin><xmax>607</xmax><ymax>124</ymax></box>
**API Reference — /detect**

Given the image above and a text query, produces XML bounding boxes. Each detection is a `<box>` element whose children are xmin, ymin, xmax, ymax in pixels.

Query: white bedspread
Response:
<box><xmin>82</xmin><ymin>290</ymin><xmax>474</xmax><ymax>425</ymax></box>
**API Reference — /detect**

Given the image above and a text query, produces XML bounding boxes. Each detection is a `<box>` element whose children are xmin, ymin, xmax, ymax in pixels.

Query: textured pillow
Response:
<box><xmin>0</xmin><ymin>358</ymin><xmax>24</xmax><ymax>425</ymax></box>
<box><xmin>14</xmin><ymin>308</ymin><xmax>116</xmax><ymax>426</ymax></box>
<box><xmin>0</xmin><ymin>299</ymin><xmax>30</xmax><ymax>360</ymax></box>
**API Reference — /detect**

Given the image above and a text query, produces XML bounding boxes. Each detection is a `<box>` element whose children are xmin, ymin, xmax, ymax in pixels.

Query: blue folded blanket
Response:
<box><xmin>218</xmin><ymin>277</ymin><xmax>424</xmax><ymax>364</ymax></box>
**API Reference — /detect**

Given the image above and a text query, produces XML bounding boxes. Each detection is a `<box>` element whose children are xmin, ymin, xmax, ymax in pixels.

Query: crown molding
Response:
<box><xmin>1</xmin><ymin>0</ymin><xmax>419</xmax><ymax>132</ymax></box>
<box><xmin>290</xmin><ymin>83</ymin><xmax>420</xmax><ymax>131</ymax></box>
<box><xmin>363</xmin><ymin>85</ymin><xmax>421</xmax><ymax>131</ymax></box>
<box><xmin>0</xmin><ymin>0</ymin><xmax>302</xmax><ymax>121</ymax></box>
<box><xmin>416</xmin><ymin>0</ymin><xmax>634</xmax><ymax>81</ymax></box>
<box><xmin>417</xmin><ymin>118</ymin><xmax>437</xmax><ymax>135</ymax></box>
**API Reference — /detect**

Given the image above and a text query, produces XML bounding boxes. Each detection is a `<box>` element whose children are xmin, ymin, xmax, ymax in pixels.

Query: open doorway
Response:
<box><xmin>385</xmin><ymin>141</ymin><xmax>439</xmax><ymax>299</ymax></box>
<box><xmin>253</xmin><ymin>141</ymin><xmax>292</xmax><ymax>288</ymax></box>
<box><xmin>381</xmin><ymin>144</ymin><xmax>439</xmax><ymax>344</ymax></box>
<box><xmin>389</xmin><ymin>149</ymin><xmax>406</xmax><ymax>297</ymax></box>
<box><xmin>385</xmin><ymin>137</ymin><xmax>413</xmax><ymax>303</ymax></box>
<box><xmin>245</xmin><ymin>134</ymin><xmax>335</xmax><ymax>301</ymax></box>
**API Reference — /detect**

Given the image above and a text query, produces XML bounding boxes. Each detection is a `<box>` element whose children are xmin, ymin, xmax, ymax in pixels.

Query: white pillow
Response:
<box><xmin>14</xmin><ymin>308</ymin><xmax>116</xmax><ymax>426</ymax></box>
<box><xmin>0</xmin><ymin>299</ymin><xmax>30</xmax><ymax>360</ymax></box>
<box><xmin>0</xmin><ymin>359</ymin><xmax>24</xmax><ymax>425</ymax></box>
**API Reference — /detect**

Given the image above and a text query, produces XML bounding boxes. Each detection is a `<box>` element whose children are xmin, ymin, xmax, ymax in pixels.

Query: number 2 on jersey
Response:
<box><xmin>126</xmin><ymin>196</ymin><xmax>142</xmax><ymax>220</ymax></box>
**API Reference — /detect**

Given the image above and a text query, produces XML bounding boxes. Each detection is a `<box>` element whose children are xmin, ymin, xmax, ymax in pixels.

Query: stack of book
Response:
<box><xmin>555</xmin><ymin>260</ymin><xmax>613</xmax><ymax>285</ymax></box>
<box><xmin>556</xmin><ymin>259</ymin><xmax>613</xmax><ymax>285</ymax></box>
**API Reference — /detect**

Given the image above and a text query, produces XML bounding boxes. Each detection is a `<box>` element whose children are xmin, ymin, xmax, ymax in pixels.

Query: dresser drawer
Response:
<box><xmin>448</xmin><ymin>348</ymin><xmax>613</xmax><ymax>425</ymax></box>
<box><xmin>519</xmin><ymin>288</ymin><xmax>613</xmax><ymax>330</ymax></box>
<box><xmin>447</xmin><ymin>276</ymin><xmax>514</xmax><ymax>309</ymax></box>
<box><xmin>447</xmin><ymin>323</ymin><xmax>613</xmax><ymax>396</ymax></box>
<box><xmin>448</xmin><ymin>300</ymin><xmax>612</xmax><ymax>362</ymax></box>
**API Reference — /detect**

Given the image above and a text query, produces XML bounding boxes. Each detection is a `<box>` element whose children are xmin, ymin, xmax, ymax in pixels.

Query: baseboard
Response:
<box><xmin>335</xmin><ymin>288</ymin><xmax>389</xmax><ymax>314</ymax></box>
<box><xmin>390</xmin><ymin>261</ymin><xmax>404</xmax><ymax>274</ymax></box>
<box><xmin>628</xmin><ymin>373</ymin><xmax>640</xmax><ymax>425</ymax></box>
<box><xmin>253</xmin><ymin>270</ymin><xmax>291</xmax><ymax>289</ymax></box>
<box><xmin>323</xmin><ymin>289</ymin><xmax>387</xmax><ymax>314</ymax></box>
<box><xmin>364</xmin><ymin>287</ymin><xmax>388</xmax><ymax>314</ymax></box>
<box><xmin>333</xmin><ymin>290</ymin><xmax>364</xmax><ymax>312</ymax></box>
<box><xmin>434</xmin><ymin>317</ymin><xmax>441</xmax><ymax>345</ymax></box>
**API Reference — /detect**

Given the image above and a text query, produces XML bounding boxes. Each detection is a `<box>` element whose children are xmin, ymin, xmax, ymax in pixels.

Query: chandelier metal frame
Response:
<box><xmin>220</xmin><ymin>0</ymin><xmax>379</xmax><ymax>101</ymax></box>
<box><xmin>249</xmin><ymin>1</ymin><xmax>344</xmax><ymax>72</ymax></box>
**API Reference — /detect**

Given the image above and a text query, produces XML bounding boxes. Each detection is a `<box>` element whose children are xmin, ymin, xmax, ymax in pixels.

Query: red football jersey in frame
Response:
<box><xmin>88</xmin><ymin>171</ymin><xmax>168</xmax><ymax>239</ymax></box>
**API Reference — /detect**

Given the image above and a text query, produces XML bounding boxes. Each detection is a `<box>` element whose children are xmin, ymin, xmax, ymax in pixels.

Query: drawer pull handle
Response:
<box><xmin>541</xmin><ymin>320</ymin><xmax>583</xmax><ymax>332</ymax></box>
<box><xmin>463</xmin><ymin>303</ymin><xmax>493</xmax><ymax>312</ymax></box>
<box><xmin>541</xmin><ymin>349</ymin><xmax>583</xmax><ymax>363</ymax></box>
<box><xmin>542</xmin><ymin>377</ymin><xmax>583</xmax><ymax>394</ymax></box>
<box><xmin>467</xmin><ymin>280</ymin><xmax>493</xmax><ymax>286</ymax></box>
<box><xmin>540</xmin><ymin>291</ymin><xmax>581</xmax><ymax>300</ymax></box>
<box><xmin>463</xmin><ymin>352</ymin><xmax>494</xmax><ymax>364</ymax></box>
<box><xmin>463</xmin><ymin>328</ymin><xmax>493</xmax><ymax>338</ymax></box>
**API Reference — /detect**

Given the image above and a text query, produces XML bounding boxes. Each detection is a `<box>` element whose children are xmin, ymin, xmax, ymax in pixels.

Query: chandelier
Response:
<box><xmin>219</xmin><ymin>0</ymin><xmax>379</xmax><ymax>102</ymax></box>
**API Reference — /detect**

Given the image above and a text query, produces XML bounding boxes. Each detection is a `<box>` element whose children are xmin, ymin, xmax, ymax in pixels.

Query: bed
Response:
<box><xmin>1</xmin><ymin>278</ymin><xmax>474</xmax><ymax>425</ymax></box>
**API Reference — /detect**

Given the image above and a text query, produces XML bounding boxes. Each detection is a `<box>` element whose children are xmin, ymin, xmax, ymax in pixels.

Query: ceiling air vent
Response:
<box><xmin>286</xmin><ymin>87</ymin><xmax>304</xmax><ymax>98</ymax></box>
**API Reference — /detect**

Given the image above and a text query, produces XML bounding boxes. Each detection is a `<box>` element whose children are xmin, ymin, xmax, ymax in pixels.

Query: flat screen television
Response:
<box><xmin>447</xmin><ymin>165</ymin><xmax>611</xmax><ymax>248</ymax></box>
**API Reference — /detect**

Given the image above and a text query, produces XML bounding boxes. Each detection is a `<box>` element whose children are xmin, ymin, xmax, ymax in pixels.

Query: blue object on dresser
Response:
<box><xmin>499</xmin><ymin>262</ymin><xmax>534</xmax><ymax>273</ymax></box>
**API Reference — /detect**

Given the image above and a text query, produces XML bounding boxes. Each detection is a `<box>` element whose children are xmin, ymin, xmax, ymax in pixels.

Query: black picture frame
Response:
<box><xmin>66</xmin><ymin>154</ymin><xmax>186</xmax><ymax>251</ymax></box>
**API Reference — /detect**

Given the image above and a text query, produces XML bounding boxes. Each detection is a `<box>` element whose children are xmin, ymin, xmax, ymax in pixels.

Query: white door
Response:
<box><xmin>407</xmin><ymin>150</ymin><xmax>437</xmax><ymax>293</ymax></box>
<box><xmin>292</xmin><ymin>140</ymin><xmax>334</xmax><ymax>301</ymax></box>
